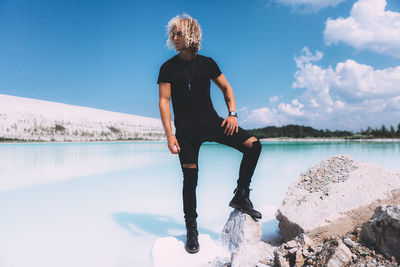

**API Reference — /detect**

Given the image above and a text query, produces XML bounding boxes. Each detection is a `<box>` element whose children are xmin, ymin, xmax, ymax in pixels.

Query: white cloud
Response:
<box><xmin>324</xmin><ymin>0</ymin><xmax>400</xmax><ymax>57</ymax></box>
<box><xmin>294</xmin><ymin>47</ymin><xmax>323</xmax><ymax>67</ymax></box>
<box><xmin>243</xmin><ymin>48</ymin><xmax>400</xmax><ymax>130</ymax></box>
<box><xmin>246</xmin><ymin>107</ymin><xmax>277</xmax><ymax>125</ymax></box>
<box><xmin>274</xmin><ymin>0</ymin><xmax>347</xmax><ymax>13</ymax></box>
<box><xmin>246</xmin><ymin>106</ymin><xmax>297</xmax><ymax>126</ymax></box>
<box><xmin>334</xmin><ymin>59</ymin><xmax>400</xmax><ymax>98</ymax></box>
<box><xmin>278</xmin><ymin>99</ymin><xmax>304</xmax><ymax>116</ymax></box>
<box><xmin>238</xmin><ymin>106</ymin><xmax>248</xmax><ymax>112</ymax></box>
<box><xmin>269</xmin><ymin>95</ymin><xmax>280</xmax><ymax>102</ymax></box>
<box><xmin>293</xmin><ymin>47</ymin><xmax>338</xmax><ymax>108</ymax></box>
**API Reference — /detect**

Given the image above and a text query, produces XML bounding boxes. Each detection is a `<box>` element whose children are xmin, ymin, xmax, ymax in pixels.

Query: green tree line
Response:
<box><xmin>247</xmin><ymin>123</ymin><xmax>400</xmax><ymax>139</ymax></box>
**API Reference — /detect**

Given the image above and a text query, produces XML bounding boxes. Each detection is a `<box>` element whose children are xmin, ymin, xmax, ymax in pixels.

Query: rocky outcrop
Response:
<box><xmin>220</xmin><ymin>210</ymin><xmax>276</xmax><ymax>266</ymax></box>
<box><xmin>273</xmin><ymin>228</ymin><xmax>400</xmax><ymax>267</ymax></box>
<box><xmin>276</xmin><ymin>155</ymin><xmax>400</xmax><ymax>242</ymax></box>
<box><xmin>361</xmin><ymin>205</ymin><xmax>400</xmax><ymax>262</ymax></box>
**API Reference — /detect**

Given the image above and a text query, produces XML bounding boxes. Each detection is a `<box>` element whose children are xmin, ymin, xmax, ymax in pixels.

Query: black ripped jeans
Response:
<box><xmin>176</xmin><ymin>117</ymin><xmax>262</xmax><ymax>220</ymax></box>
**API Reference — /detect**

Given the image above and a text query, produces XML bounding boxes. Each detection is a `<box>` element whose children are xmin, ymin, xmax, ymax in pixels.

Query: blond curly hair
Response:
<box><xmin>166</xmin><ymin>14</ymin><xmax>202</xmax><ymax>53</ymax></box>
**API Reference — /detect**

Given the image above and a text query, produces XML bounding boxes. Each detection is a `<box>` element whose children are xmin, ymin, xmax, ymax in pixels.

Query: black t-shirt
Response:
<box><xmin>157</xmin><ymin>54</ymin><xmax>222</xmax><ymax>136</ymax></box>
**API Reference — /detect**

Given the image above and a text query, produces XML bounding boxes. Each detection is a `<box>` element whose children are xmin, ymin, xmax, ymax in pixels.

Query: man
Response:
<box><xmin>157</xmin><ymin>14</ymin><xmax>262</xmax><ymax>254</ymax></box>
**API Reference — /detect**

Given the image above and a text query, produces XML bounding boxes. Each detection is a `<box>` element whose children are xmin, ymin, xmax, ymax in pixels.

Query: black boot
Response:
<box><xmin>185</xmin><ymin>218</ymin><xmax>199</xmax><ymax>254</ymax></box>
<box><xmin>229</xmin><ymin>187</ymin><xmax>262</xmax><ymax>220</ymax></box>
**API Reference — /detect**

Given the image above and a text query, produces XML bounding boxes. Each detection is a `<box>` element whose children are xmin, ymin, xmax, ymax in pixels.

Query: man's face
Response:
<box><xmin>171</xmin><ymin>26</ymin><xmax>185</xmax><ymax>52</ymax></box>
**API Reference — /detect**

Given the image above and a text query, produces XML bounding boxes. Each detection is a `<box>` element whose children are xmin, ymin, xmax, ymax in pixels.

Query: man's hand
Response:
<box><xmin>167</xmin><ymin>135</ymin><xmax>181</xmax><ymax>154</ymax></box>
<box><xmin>221</xmin><ymin>116</ymin><xmax>238</xmax><ymax>136</ymax></box>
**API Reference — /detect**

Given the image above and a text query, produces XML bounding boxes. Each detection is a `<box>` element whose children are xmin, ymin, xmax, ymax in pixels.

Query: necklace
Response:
<box><xmin>180</xmin><ymin>56</ymin><xmax>196</xmax><ymax>91</ymax></box>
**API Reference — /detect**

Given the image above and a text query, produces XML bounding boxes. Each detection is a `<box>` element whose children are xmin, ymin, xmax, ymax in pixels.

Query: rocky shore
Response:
<box><xmin>274</xmin><ymin>205</ymin><xmax>400</xmax><ymax>267</ymax></box>
<box><xmin>221</xmin><ymin>155</ymin><xmax>400</xmax><ymax>266</ymax></box>
<box><xmin>271</xmin><ymin>155</ymin><xmax>400</xmax><ymax>267</ymax></box>
<box><xmin>276</xmin><ymin>155</ymin><xmax>400</xmax><ymax>242</ymax></box>
<box><xmin>152</xmin><ymin>155</ymin><xmax>400</xmax><ymax>266</ymax></box>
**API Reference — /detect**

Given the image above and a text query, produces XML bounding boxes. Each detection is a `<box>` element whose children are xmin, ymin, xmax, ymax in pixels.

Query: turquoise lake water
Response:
<box><xmin>0</xmin><ymin>141</ymin><xmax>399</xmax><ymax>267</ymax></box>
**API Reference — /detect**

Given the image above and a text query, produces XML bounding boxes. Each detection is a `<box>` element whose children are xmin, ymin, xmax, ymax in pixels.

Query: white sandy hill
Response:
<box><xmin>0</xmin><ymin>94</ymin><xmax>167</xmax><ymax>141</ymax></box>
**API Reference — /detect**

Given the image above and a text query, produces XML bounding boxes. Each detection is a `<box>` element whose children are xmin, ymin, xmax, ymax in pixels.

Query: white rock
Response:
<box><xmin>343</xmin><ymin>237</ymin><xmax>358</xmax><ymax>248</ymax></box>
<box><xmin>276</xmin><ymin>155</ymin><xmax>400</xmax><ymax>241</ymax></box>
<box><xmin>326</xmin><ymin>239</ymin><xmax>353</xmax><ymax>267</ymax></box>
<box><xmin>221</xmin><ymin>210</ymin><xmax>261</xmax><ymax>251</ymax></box>
<box><xmin>231</xmin><ymin>244</ymin><xmax>260</xmax><ymax>267</ymax></box>
<box><xmin>286</xmin><ymin>240</ymin><xmax>298</xmax><ymax>248</ymax></box>
<box><xmin>221</xmin><ymin>210</ymin><xmax>275</xmax><ymax>266</ymax></box>
<box><xmin>258</xmin><ymin>241</ymin><xmax>276</xmax><ymax>265</ymax></box>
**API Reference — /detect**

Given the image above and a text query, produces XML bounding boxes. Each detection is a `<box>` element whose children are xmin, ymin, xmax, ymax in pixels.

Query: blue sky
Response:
<box><xmin>1</xmin><ymin>0</ymin><xmax>400</xmax><ymax>130</ymax></box>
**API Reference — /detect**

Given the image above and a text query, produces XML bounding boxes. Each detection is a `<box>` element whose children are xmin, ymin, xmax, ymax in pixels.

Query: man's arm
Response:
<box><xmin>212</xmin><ymin>73</ymin><xmax>238</xmax><ymax>136</ymax></box>
<box><xmin>159</xmin><ymin>82</ymin><xmax>180</xmax><ymax>154</ymax></box>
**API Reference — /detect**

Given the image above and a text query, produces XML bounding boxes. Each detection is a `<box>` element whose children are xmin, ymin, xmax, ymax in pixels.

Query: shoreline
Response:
<box><xmin>260</xmin><ymin>137</ymin><xmax>400</xmax><ymax>142</ymax></box>
<box><xmin>2</xmin><ymin>137</ymin><xmax>400</xmax><ymax>144</ymax></box>
<box><xmin>0</xmin><ymin>139</ymin><xmax>164</xmax><ymax>145</ymax></box>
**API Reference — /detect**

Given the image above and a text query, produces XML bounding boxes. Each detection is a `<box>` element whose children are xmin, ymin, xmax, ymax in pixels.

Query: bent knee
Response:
<box><xmin>252</xmin><ymin>139</ymin><xmax>262</xmax><ymax>154</ymax></box>
<box><xmin>242</xmin><ymin>137</ymin><xmax>261</xmax><ymax>156</ymax></box>
<box><xmin>243</xmin><ymin>136</ymin><xmax>260</xmax><ymax>149</ymax></box>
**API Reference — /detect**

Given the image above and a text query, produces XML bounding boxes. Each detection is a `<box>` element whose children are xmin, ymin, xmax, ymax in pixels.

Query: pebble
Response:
<box><xmin>302</xmin><ymin>248</ymin><xmax>311</xmax><ymax>258</ymax></box>
<box><xmin>343</xmin><ymin>237</ymin><xmax>358</xmax><ymax>248</ymax></box>
<box><xmin>286</xmin><ymin>240</ymin><xmax>298</xmax><ymax>248</ymax></box>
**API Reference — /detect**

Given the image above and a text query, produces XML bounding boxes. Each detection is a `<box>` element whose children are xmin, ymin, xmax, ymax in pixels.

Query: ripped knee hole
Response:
<box><xmin>182</xmin><ymin>163</ymin><xmax>197</xmax><ymax>169</ymax></box>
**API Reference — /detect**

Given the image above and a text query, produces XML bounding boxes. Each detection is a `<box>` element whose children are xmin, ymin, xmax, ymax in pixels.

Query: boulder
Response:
<box><xmin>221</xmin><ymin>210</ymin><xmax>262</xmax><ymax>251</ymax></box>
<box><xmin>221</xmin><ymin>210</ymin><xmax>275</xmax><ymax>266</ymax></box>
<box><xmin>276</xmin><ymin>155</ymin><xmax>400</xmax><ymax>242</ymax></box>
<box><xmin>360</xmin><ymin>205</ymin><xmax>400</xmax><ymax>262</ymax></box>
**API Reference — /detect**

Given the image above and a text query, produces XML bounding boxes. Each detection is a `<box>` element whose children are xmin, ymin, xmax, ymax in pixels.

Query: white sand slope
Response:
<box><xmin>0</xmin><ymin>94</ymin><xmax>167</xmax><ymax>141</ymax></box>
<box><xmin>152</xmin><ymin>235</ymin><xmax>230</xmax><ymax>267</ymax></box>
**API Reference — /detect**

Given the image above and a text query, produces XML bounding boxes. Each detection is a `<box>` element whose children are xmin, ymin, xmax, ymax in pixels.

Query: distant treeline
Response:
<box><xmin>0</xmin><ymin>137</ymin><xmax>28</xmax><ymax>142</ymax></box>
<box><xmin>248</xmin><ymin>123</ymin><xmax>400</xmax><ymax>139</ymax></box>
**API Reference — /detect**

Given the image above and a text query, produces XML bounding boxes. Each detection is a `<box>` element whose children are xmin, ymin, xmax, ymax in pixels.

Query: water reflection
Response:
<box><xmin>0</xmin><ymin>142</ymin><xmax>173</xmax><ymax>191</ymax></box>
<box><xmin>0</xmin><ymin>141</ymin><xmax>399</xmax><ymax>192</ymax></box>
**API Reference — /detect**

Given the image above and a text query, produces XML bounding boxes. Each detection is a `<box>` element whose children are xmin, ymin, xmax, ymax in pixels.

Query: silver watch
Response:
<box><xmin>229</xmin><ymin>111</ymin><xmax>238</xmax><ymax>117</ymax></box>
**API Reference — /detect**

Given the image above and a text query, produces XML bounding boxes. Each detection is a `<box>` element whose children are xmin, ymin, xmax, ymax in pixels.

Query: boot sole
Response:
<box><xmin>185</xmin><ymin>245</ymin><xmax>200</xmax><ymax>254</ymax></box>
<box><xmin>229</xmin><ymin>201</ymin><xmax>262</xmax><ymax>220</ymax></box>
